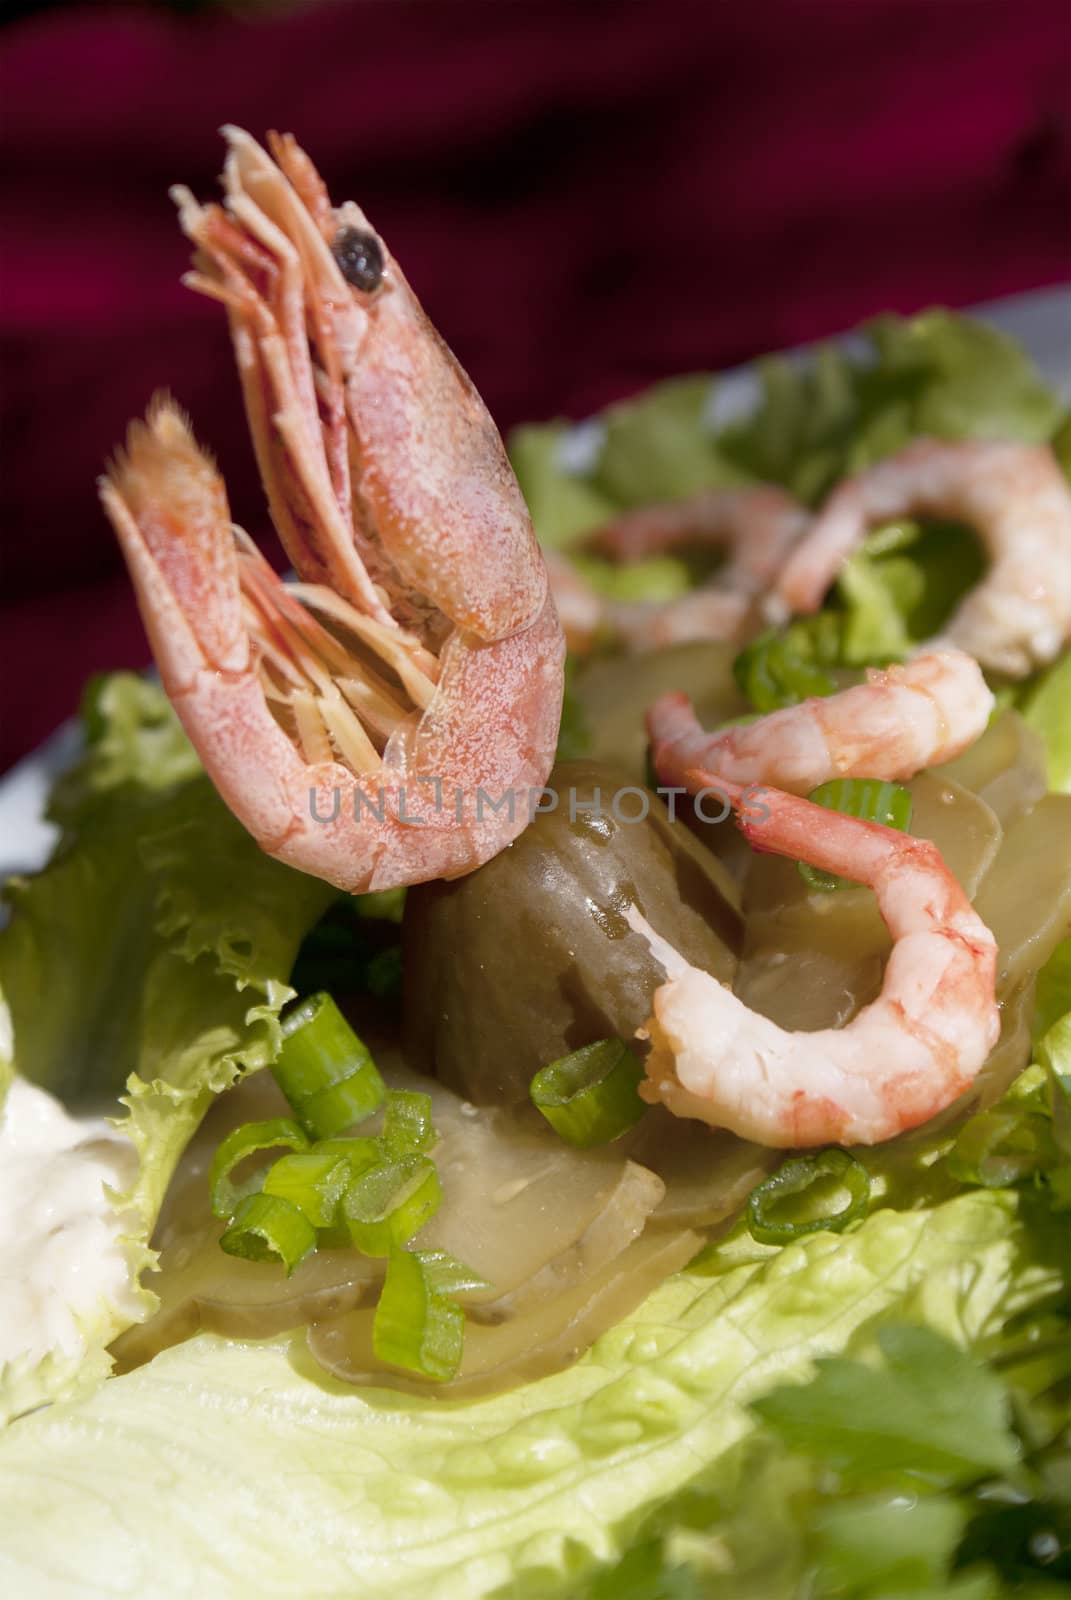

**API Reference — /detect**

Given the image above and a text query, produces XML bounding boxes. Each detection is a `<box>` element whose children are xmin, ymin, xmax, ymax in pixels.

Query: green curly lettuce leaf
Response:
<box><xmin>511</xmin><ymin>309</ymin><xmax>1065</xmax><ymax>682</ymax></box>
<box><xmin>718</xmin><ymin>310</ymin><xmax>1065</xmax><ymax>505</ymax></box>
<box><xmin>834</xmin><ymin>517</ymin><xmax>988</xmax><ymax>666</ymax></box>
<box><xmin>511</xmin><ymin>309</ymin><xmax>1065</xmax><ymax>552</ymax></box>
<box><xmin>0</xmin><ymin>1185</ymin><xmax>1064</xmax><ymax>1599</ymax></box>
<box><xmin>0</xmin><ymin>674</ymin><xmax>336</xmax><ymax>1421</ymax></box>
<box><xmin>510</xmin><ymin>421</ymin><xmax>618</xmax><ymax>548</ymax></box>
<box><xmin>575</xmin><ymin>1309</ymin><xmax>1071</xmax><ymax>1600</ymax></box>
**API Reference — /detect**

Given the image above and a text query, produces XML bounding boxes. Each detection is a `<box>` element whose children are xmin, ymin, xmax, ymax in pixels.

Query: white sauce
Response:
<box><xmin>0</xmin><ymin>1078</ymin><xmax>140</xmax><ymax>1368</ymax></box>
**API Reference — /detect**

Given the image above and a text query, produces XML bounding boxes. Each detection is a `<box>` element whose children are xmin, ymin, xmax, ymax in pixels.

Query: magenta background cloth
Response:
<box><xmin>2</xmin><ymin>0</ymin><xmax>1069</xmax><ymax>770</ymax></box>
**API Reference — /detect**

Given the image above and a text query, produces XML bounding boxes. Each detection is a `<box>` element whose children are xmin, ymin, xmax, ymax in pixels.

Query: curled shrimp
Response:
<box><xmin>546</xmin><ymin>486</ymin><xmax>809</xmax><ymax>653</ymax></box>
<box><xmin>772</xmin><ymin>439</ymin><xmax>1071</xmax><ymax>677</ymax></box>
<box><xmin>648</xmin><ymin>648</ymin><xmax>994</xmax><ymax>796</ymax></box>
<box><xmin>630</xmin><ymin>779</ymin><xmax>999</xmax><ymax>1146</ymax></box>
<box><xmin>101</xmin><ymin>129</ymin><xmax>564</xmax><ymax>893</ymax></box>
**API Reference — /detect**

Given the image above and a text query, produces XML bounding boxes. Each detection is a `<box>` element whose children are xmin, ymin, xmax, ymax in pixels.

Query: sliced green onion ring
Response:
<box><xmin>312</xmin><ymin>1134</ymin><xmax>384</xmax><ymax>1175</ymax></box>
<box><xmin>273</xmin><ymin>992</ymin><xmax>385</xmax><ymax>1138</ymax></box>
<box><xmin>799</xmin><ymin>777</ymin><xmax>913</xmax><ymax>893</ymax></box>
<box><xmin>416</xmin><ymin>1250</ymin><xmax>492</xmax><ymax>1300</ymax></box>
<box><xmin>372</xmin><ymin>1249</ymin><xmax>466</xmax><ymax>1381</ymax></box>
<box><xmin>343</xmin><ymin>1154</ymin><xmax>442</xmax><ymax>1256</ymax></box>
<box><xmin>530</xmin><ymin>1038</ymin><xmax>646</xmax><ymax>1148</ymax></box>
<box><xmin>262</xmin><ymin>1146</ymin><xmax>355</xmax><ymax>1227</ymax></box>
<box><xmin>356</xmin><ymin>887</ymin><xmax>407</xmax><ymax>924</ymax></box>
<box><xmin>947</xmin><ymin>1107</ymin><xmax>1054</xmax><ymax>1189</ymax></box>
<box><xmin>209</xmin><ymin>1117</ymin><xmax>309</xmax><ymax>1221</ymax></box>
<box><xmin>733</xmin><ymin>626</ymin><xmax>838</xmax><ymax>713</ymax></box>
<box><xmin>747</xmin><ymin>1148</ymin><xmax>870</xmax><ymax>1245</ymax></box>
<box><xmin>382</xmin><ymin>1089</ymin><xmax>436</xmax><ymax>1155</ymax></box>
<box><xmin>219</xmin><ymin>1192</ymin><xmax>317</xmax><ymax>1274</ymax></box>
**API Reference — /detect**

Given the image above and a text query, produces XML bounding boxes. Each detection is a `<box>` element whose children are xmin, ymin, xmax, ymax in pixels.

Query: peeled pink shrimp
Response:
<box><xmin>545</xmin><ymin>551</ymin><xmax>759</xmax><ymax>654</ymax></box>
<box><xmin>631</xmin><ymin>780</ymin><xmax>999</xmax><ymax>1146</ymax></box>
<box><xmin>594</xmin><ymin>484</ymin><xmax>809</xmax><ymax>578</ymax></box>
<box><xmin>546</xmin><ymin>485</ymin><xmax>809</xmax><ymax>652</ymax></box>
<box><xmin>648</xmin><ymin>648</ymin><xmax>994</xmax><ymax>796</ymax></box>
<box><xmin>772</xmin><ymin>439</ymin><xmax>1071</xmax><ymax>677</ymax></box>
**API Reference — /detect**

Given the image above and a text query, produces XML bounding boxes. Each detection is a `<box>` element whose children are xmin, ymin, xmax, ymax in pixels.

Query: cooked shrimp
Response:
<box><xmin>101</xmin><ymin>128</ymin><xmax>564</xmax><ymax>893</ymax></box>
<box><xmin>611</xmin><ymin>587</ymin><xmax>762</xmax><ymax>652</ymax></box>
<box><xmin>630</xmin><ymin>779</ymin><xmax>999</xmax><ymax>1146</ymax></box>
<box><xmin>545</xmin><ymin>552</ymin><xmax>757</xmax><ymax>654</ymax></box>
<box><xmin>546</xmin><ymin>486</ymin><xmax>809</xmax><ymax>653</ymax></box>
<box><xmin>772</xmin><ymin>439</ymin><xmax>1071</xmax><ymax>677</ymax></box>
<box><xmin>594</xmin><ymin>484</ymin><xmax>809</xmax><ymax>582</ymax></box>
<box><xmin>648</xmin><ymin>648</ymin><xmax>994</xmax><ymax>795</ymax></box>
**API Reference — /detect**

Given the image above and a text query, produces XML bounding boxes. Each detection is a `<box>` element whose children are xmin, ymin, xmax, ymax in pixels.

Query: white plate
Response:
<box><xmin>2</xmin><ymin>284</ymin><xmax>1069</xmax><ymax>885</ymax></box>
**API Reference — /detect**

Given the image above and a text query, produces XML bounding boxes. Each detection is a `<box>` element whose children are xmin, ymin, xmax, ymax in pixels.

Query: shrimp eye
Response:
<box><xmin>332</xmin><ymin>227</ymin><xmax>384</xmax><ymax>293</ymax></box>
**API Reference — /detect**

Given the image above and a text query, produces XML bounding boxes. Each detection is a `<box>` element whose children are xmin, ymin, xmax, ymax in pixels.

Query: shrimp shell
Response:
<box><xmin>101</xmin><ymin>130</ymin><xmax>564</xmax><ymax>893</ymax></box>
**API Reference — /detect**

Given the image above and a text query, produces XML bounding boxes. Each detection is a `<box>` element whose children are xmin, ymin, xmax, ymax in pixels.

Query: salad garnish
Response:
<box><xmin>273</xmin><ymin>991</ymin><xmax>386</xmax><ymax>1138</ymax></box>
<box><xmin>0</xmin><ymin>124</ymin><xmax>1068</xmax><ymax>1596</ymax></box>
<box><xmin>529</xmin><ymin>1037</ymin><xmax>647</xmax><ymax>1147</ymax></box>
<box><xmin>796</xmin><ymin>778</ymin><xmax>913</xmax><ymax>893</ymax></box>
<box><xmin>746</xmin><ymin>1147</ymin><xmax>872</xmax><ymax>1244</ymax></box>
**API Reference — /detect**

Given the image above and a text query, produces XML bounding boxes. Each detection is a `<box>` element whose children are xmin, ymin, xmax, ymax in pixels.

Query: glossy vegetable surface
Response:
<box><xmin>567</xmin><ymin>642</ymin><xmax>746</xmax><ymax>783</ymax></box>
<box><xmin>403</xmin><ymin>760</ymin><xmax>743</xmax><ymax>1105</ymax></box>
<box><xmin>113</xmin><ymin>1051</ymin><xmax>761</xmax><ymax>1386</ymax></box>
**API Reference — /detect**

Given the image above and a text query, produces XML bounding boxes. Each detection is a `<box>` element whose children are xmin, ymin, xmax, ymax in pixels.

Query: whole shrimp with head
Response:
<box><xmin>101</xmin><ymin>128</ymin><xmax>564</xmax><ymax>893</ymax></box>
<box><xmin>630</xmin><ymin>779</ymin><xmax>999</xmax><ymax>1146</ymax></box>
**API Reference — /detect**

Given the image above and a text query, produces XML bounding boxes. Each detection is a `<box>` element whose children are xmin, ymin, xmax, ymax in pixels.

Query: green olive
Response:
<box><xmin>402</xmin><ymin>759</ymin><xmax>743</xmax><ymax>1105</ymax></box>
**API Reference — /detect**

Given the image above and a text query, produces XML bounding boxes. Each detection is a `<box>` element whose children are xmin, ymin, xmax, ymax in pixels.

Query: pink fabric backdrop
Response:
<box><xmin>2</xmin><ymin>0</ymin><xmax>1069</xmax><ymax>768</ymax></box>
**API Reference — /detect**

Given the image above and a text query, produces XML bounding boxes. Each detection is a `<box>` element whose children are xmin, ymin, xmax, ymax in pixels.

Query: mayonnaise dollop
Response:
<box><xmin>0</xmin><ymin>1078</ymin><xmax>140</xmax><ymax>1369</ymax></box>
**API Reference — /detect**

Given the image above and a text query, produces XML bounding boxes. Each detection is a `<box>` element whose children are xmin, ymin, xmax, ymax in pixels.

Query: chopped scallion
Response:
<box><xmin>799</xmin><ymin>777</ymin><xmax>913</xmax><ymax>892</ymax></box>
<box><xmin>356</xmin><ymin>887</ymin><xmax>407</xmax><ymax>924</ymax></box>
<box><xmin>382</xmin><ymin>1090</ymin><xmax>436</xmax><ymax>1155</ymax></box>
<box><xmin>219</xmin><ymin>1191</ymin><xmax>317</xmax><ymax>1274</ymax></box>
<box><xmin>415</xmin><ymin>1250</ymin><xmax>492</xmax><ymax>1299</ymax></box>
<box><xmin>747</xmin><ymin>1148</ymin><xmax>870</xmax><ymax>1245</ymax></box>
<box><xmin>947</xmin><ymin>1107</ymin><xmax>1052</xmax><ymax>1189</ymax></box>
<box><xmin>262</xmin><ymin>1146</ymin><xmax>355</xmax><ymax>1227</ymax></box>
<box><xmin>209</xmin><ymin>1117</ymin><xmax>309</xmax><ymax>1221</ymax></box>
<box><xmin>733</xmin><ymin>624</ymin><xmax>839</xmax><ymax>713</ymax></box>
<box><xmin>530</xmin><ymin>1038</ymin><xmax>646</xmax><ymax>1147</ymax></box>
<box><xmin>273</xmin><ymin>992</ymin><xmax>385</xmax><ymax>1138</ymax></box>
<box><xmin>343</xmin><ymin>1153</ymin><xmax>442</xmax><ymax>1256</ymax></box>
<box><xmin>372</xmin><ymin>1249</ymin><xmax>465</xmax><ymax>1381</ymax></box>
